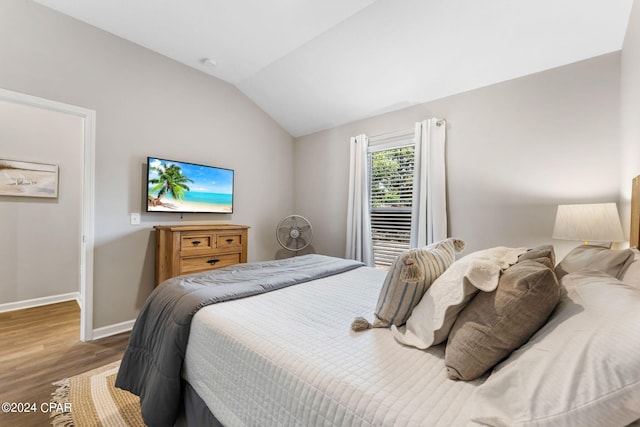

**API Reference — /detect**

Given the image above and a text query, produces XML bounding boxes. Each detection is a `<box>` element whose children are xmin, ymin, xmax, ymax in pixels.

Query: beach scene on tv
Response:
<box><xmin>147</xmin><ymin>157</ymin><xmax>233</xmax><ymax>213</ymax></box>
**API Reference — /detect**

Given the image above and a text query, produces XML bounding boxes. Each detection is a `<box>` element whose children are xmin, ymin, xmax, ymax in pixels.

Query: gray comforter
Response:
<box><xmin>115</xmin><ymin>254</ymin><xmax>363</xmax><ymax>427</ymax></box>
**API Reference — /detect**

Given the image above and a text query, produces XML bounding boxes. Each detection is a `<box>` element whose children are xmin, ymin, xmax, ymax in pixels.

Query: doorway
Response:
<box><xmin>0</xmin><ymin>87</ymin><xmax>95</xmax><ymax>342</ymax></box>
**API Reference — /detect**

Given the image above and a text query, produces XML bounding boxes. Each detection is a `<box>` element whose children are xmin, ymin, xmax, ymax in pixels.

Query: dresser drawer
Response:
<box><xmin>180</xmin><ymin>252</ymin><xmax>241</xmax><ymax>274</ymax></box>
<box><xmin>155</xmin><ymin>224</ymin><xmax>249</xmax><ymax>285</ymax></box>
<box><xmin>181</xmin><ymin>233</ymin><xmax>214</xmax><ymax>251</ymax></box>
<box><xmin>216</xmin><ymin>233</ymin><xmax>243</xmax><ymax>248</ymax></box>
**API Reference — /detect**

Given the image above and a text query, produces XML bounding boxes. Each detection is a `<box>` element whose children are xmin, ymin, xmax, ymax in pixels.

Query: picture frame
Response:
<box><xmin>0</xmin><ymin>159</ymin><xmax>59</xmax><ymax>198</ymax></box>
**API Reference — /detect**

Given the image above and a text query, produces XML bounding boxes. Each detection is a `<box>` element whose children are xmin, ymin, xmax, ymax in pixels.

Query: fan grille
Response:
<box><xmin>276</xmin><ymin>215</ymin><xmax>313</xmax><ymax>251</ymax></box>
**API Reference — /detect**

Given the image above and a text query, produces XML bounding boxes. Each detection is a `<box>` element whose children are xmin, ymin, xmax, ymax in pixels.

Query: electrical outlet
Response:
<box><xmin>130</xmin><ymin>212</ymin><xmax>141</xmax><ymax>225</ymax></box>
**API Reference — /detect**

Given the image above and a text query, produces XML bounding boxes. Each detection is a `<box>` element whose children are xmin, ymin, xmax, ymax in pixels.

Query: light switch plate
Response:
<box><xmin>130</xmin><ymin>212</ymin><xmax>141</xmax><ymax>225</ymax></box>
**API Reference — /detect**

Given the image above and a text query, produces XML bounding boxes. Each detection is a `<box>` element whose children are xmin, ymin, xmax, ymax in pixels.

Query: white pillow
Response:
<box><xmin>621</xmin><ymin>249</ymin><xmax>640</xmax><ymax>288</ymax></box>
<box><xmin>555</xmin><ymin>245</ymin><xmax>635</xmax><ymax>280</ymax></box>
<box><xmin>622</xmin><ymin>261</ymin><xmax>640</xmax><ymax>288</ymax></box>
<box><xmin>468</xmin><ymin>270</ymin><xmax>640</xmax><ymax>426</ymax></box>
<box><xmin>391</xmin><ymin>246</ymin><xmax>527</xmax><ymax>349</ymax></box>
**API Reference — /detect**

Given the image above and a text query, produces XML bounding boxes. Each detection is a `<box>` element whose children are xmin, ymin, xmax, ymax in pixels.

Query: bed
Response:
<box><xmin>116</xmin><ymin>179</ymin><xmax>640</xmax><ymax>427</ymax></box>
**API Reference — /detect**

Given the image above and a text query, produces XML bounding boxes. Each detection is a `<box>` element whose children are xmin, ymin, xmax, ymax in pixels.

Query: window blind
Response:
<box><xmin>368</xmin><ymin>144</ymin><xmax>415</xmax><ymax>267</ymax></box>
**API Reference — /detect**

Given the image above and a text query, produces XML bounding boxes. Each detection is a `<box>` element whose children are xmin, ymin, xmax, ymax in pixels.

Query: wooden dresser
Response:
<box><xmin>154</xmin><ymin>224</ymin><xmax>249</xmax><ymax>285</ymax></box>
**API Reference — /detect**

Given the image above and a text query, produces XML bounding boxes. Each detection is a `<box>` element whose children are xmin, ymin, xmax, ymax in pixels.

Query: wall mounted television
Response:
<box><xmin>146</xmin><ymin>156</ymin><xmax>234</xmax><ymax>214</ymax></box>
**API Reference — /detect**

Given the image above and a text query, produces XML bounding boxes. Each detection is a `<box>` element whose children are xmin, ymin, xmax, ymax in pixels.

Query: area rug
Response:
<box><xmin>50</xmin><ymin>360</ymin><xmax>144</xmax><ymax>426</ymax></box>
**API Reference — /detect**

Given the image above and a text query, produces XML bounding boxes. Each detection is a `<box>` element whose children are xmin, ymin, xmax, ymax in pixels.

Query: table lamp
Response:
<box><xmin>552</xmin><ymin>203</ymin><xmax>624</xmax><ymax>245</ymax></box>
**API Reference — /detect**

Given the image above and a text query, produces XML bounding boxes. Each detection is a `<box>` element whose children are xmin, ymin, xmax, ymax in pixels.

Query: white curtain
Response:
<box><xmin>410</xmin><ymin>118</ymin><xmax>447</xmax><ymax>248</ymax></box>
<box><xmin>345</xmin><ymin>134</ymin><xmax>374</xmax><ymax>265</ymax></box>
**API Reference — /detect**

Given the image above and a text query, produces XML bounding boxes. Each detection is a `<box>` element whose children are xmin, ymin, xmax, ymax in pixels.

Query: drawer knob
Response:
<box><xmin>207</xmin><ymin>259</ymin><xmax>220</xmax><ymax>265</ymax></box>
<box><xmin>191</xmin><ymin>240</ymin><xmax>201</xmax><ymax>246</ymax></box>
<box><xmin>225</xmin><ymin>238</ymin><xmax>233</xmax><ymax>243</ymax></box>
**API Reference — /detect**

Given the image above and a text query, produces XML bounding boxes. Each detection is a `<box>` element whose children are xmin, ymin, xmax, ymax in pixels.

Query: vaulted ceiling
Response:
<box><xmin>34</xmin><ymin>0</ymin><xmax>633</xmax><ymax>137</ymax></box>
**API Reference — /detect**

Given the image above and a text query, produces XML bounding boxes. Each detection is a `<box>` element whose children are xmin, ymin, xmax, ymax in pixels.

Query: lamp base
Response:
<box><xmin>582</xmin><ymin>241</ymin><xmax>612</xmax><ymax>248</ymax></box>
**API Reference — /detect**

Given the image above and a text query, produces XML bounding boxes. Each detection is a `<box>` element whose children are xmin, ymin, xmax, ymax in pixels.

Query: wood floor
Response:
<box><xmin>0</xmin><ymin>301</ymin><xmax>131</xmax><ymax>427</ymax></box>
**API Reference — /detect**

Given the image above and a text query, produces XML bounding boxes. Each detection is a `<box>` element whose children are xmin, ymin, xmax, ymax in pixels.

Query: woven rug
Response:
<box><xmin>50</xmin><ymin>360</ymin><xmax>145</xmax><ymax>426</ymax></box>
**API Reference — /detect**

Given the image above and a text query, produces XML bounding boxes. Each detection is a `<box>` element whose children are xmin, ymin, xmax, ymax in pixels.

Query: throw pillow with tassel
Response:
<box><xmin>352</xmin><ymin>238</ymin><xmax>465</xmax><ymax>331</ymax></box>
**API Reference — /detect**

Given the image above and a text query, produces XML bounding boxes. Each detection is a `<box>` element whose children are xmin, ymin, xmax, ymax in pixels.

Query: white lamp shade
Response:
<box><xmin>552</xmin><ymin>203</ymin><xmax>624</xmax><ymax>243</ymax></box>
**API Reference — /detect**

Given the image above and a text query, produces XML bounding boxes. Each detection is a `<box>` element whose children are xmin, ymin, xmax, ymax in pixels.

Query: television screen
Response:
<box><xmin>146</xmin><ymin>156</ymin><xmax>234</xmax><ymax>214</ymax></box>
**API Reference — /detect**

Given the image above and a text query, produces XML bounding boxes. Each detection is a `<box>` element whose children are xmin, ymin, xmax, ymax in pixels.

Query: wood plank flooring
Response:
<box><xmin>0</xmin><ymin>301</ymin><xmax>131</xmax><ymax>427</ymax></box>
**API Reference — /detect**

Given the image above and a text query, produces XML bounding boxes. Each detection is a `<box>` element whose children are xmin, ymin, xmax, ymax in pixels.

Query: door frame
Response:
<box><xmin>0</xmin><ymin>87</ymin><xmax>96</xmax><ymax>342</ymax></box>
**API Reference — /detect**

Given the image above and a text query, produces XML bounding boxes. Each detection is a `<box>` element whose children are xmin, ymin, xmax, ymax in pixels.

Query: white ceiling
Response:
<box><xmin>34</xmin><ymin>0</ymin><xmax>633</xmax><ymax>137</ymax></box>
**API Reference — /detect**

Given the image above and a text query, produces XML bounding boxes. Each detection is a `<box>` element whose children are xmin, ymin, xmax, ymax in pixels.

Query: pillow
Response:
<box><xmin>391</xmin><ymin>246</ymin><xmax>527</xmax><ymax>349</ymax></box>
<box><xmin>445</xmin><ymin>260</ymin><xmax>560</xmax><ymax>381</ymax></box>
<box><xmin>620</xmin><ymin>249</ymin><xmax>640</xmax><ymax>288</ymax></box>
<box><xmin>517</xmin><ymin>244</ymin><xmax>556</xmax><ymax>269</ymax></box>
<box><xmin>622</xmin><ymin>260</ymin><xmax>640</xmax><ymax>288</ymax></box>
<box><xmin>468</xmin><ymin>270</ymin><xmax>640</xmax><ymax>426</ymax></box>
<box><xmin>351</xmin><ymin>238</ymin><xmax>465</xmax><ymax>331</ymax></box>
<box><xmin>555</xmin><ymin>245</ymin><xmax>634</xmax><ymax>280</ymax></box>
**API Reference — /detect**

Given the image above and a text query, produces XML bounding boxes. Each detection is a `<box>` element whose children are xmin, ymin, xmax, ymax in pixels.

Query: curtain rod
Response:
<box><xmin>368</xmin><ymin>118</ymin><xmax>448</xmax><ymax>141</ymax></box>
<box><xmin>368</xmin><ymin>128</ymin><xmax>414</xmax><ymax>143</ymax></box>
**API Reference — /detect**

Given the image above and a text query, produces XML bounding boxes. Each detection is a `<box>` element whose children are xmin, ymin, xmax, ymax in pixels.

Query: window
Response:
<box><xmin>347</xmin><ymin>119</ymin><xmax>446</xmax><ymax>267</ymax></box>
<box><xmin>368</xmin><ymin>135</ymin><xmax>415</xmax><ymax>267</ymax></box>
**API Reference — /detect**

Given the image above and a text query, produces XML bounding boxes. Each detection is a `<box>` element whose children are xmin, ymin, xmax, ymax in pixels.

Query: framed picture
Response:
<box><xmin>0</xmin><ymin>159</ymin><xmax>59</xmax><ymax>198</ymax></box>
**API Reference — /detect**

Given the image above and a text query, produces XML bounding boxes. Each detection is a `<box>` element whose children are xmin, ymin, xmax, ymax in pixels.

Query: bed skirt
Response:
<box><xmin>176</xmin><ymin>381</ymin><xmax>223</xmax><ymax>427</ymax></box>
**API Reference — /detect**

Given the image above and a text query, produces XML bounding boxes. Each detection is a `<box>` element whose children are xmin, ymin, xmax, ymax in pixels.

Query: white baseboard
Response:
<box><xmin>0</xmin><ymin>293</ymin><xmax>134</xmax><ymax>341</ymax></box>
<box><xmin>0</xmin><ymin>292</ymin><xmax>80</xmax><ymax>313</ymax></box>
<box><xmin>92</xmin><ymin>319</ymin><xmax>136</xmax><ymax>341</ymax></box>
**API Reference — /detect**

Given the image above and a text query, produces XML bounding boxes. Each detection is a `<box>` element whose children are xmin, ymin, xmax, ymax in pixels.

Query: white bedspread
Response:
<box><xmin>183</xmin><ymin>266</ymin><xmax>485</xmax><ymax>427</ymax></box>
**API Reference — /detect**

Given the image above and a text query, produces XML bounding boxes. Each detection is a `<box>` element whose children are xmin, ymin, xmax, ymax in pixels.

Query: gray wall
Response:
<box><xmin>0</xmin><ymin>0</ymin><xmax>294</xmax><ymax>328</ymax></box>
<box><xmin>294</xmin><ymin>53</ymin><xmax>621</xmax><ymax>260</ymax></box>
<box><xmin>621</xmin><ymin>1</ymin><xmax>640</xmax><ymax>237</ymax></box>
<box><xmin>0</xmin><ymin>99</ymin><xmax>83</xmax><ymax>304</ymax></box>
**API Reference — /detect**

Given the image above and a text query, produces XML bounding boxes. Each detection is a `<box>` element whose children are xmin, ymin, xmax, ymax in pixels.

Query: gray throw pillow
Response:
<box><xmin>445</xmin><ymin>260</ymin><xmax>560</xmax><ymax>381</ymax></box>
<box><xmin>518</xmin><ymin>244</ymin><xmax>556</xmax><ymax>269</ymax></box>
